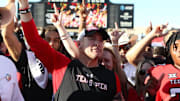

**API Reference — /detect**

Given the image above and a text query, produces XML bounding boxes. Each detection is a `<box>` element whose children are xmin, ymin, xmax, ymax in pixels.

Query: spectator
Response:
<box><xmin>118</xmin><ymin>33</ymin><xmax>137</xmax><ymax>86</ymax></box>
<box><xmin>18</xmin><ymin>0</ymin><xmax>122</xmax><ymax>101</ymax></box>
<box><xmin>0</xmin><ymin>46</ymin><xmax>24</xmax><ymax>101</ymax></box>
<box><xmin>135</xmin><ymin>59</ymin><xmax>156</xmax><ymax>101</ymax></box>
<box><xmin>0</xmin><ymin>2</ymin><xmax>24</xmax><ymax>101</ymax></box>
<box><xmin>126</xmin><ymin>24</ymin><xmax>180</xmax><ymax>100</ymax></box>
<box><xmin>1</xmin><ymin>12</ymin><xmax>53</xmax><ymax>101</ymax></box>
<box><xmin>40</xmin><ymin>25</ymin><xmax>72</xmax><ymax>58</ymax></box>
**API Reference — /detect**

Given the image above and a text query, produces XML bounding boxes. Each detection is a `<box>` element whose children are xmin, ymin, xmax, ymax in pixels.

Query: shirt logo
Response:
<box><xmin>168</xmin><ymin>73</ymin><xmax>177</xmax><ymax>79</ymax></box>
<box><xmin>76</xmin><ymin>74</ymin><xmax>108</xmax><ymax>91</ymax></box>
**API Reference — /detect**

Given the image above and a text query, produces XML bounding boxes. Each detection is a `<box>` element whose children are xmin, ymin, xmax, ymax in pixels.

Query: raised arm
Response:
<box><xmin>1</xmin><ymin>19</ymin><xmax>22</xmax><ymax>62</ymax></box>
<box><xmin>18</xmin><ymin>0</ymin><xmax>70</xmax><ymax>72</ymax></box>
<box><xmin>51</xmin><ymin>4</ymin><xmax>79</xmax><ymax>58</ymax></box>
<box><xmin>126</xmin><ymin>24</ymin><xmax>168</xmax><ymax>67</ymax></box>
<box><xmin>78</xmin><ymin>0</ymin><xmax>88</xmax><ymax>33</ymax></box>
<box><xmin>108</xmin><ymin>22</ymin><xmax>129</xmax><ymax>99</ymax></box>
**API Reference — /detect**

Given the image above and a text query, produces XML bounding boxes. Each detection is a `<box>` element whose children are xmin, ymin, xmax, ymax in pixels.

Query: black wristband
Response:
<box><xmin>19</xmin><ymin>8</ymin><xmax>31</xmax><ymax>14</ymax></box>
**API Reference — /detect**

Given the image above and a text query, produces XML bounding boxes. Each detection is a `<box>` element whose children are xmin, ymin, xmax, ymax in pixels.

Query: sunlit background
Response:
<box><xmin>1</xmin><ymin>0</ymin><xmax>180</xmax><ymax>27</ymax></box>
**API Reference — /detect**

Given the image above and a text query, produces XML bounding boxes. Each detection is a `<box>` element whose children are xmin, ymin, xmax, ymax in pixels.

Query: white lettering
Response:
<box><xmin>125</xmin><ymin>6</ymin><xmax>133</xmax><ymax>10</ymax></box>
<box><xmin>80</xmin><ymin>75</ymin><xmax>88</xmax><ymax>83</ymax></box>
<box><xmin>170</xmin><ymin>80</ymin><xmax>173</xmax><ymax>84</ymax></box>
<box><xmin>120</xmin><ymin>12</ymin><xmax>132</xmax><ymax>20</ymax></box>
<box><xmin>120</xmin><ymin>22</ymin><xmax>132</xmax><ymax>27</ymax></box>
<box><xmin>76</xmin><ymin>75</ymin><xmax>81</xmax><ymax>81</ymax></box>
<box><xmin>170</xmin><ymin>88</ymin><xmax>180</xmax><ymax>97</ymax></box>
<box><xmin>100</xmin><ymin>83</ymin><xmax>107</xmax><ymax>90</ymax></box>
<box><xmin>89</xmin><ymin>79</ymin><xmax>93</xmax><ymax>86</ymax></box>
<box><xmin>76</xmin><ymin>74</ymin><xmax>108</xmax><ymax>91</ymax></box>
<box><xmin>170</xmin><ymin>79</ymin><xmax>180</xmax><ymax>84</ymax></box>
<box><xmin>168</xmin><ymin>74</ymin><xmax>177</xmax><ymax>79</ymax></box>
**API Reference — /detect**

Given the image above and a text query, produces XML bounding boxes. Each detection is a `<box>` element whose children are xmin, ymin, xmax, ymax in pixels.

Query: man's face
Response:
<box><xmin>170</xmin><ymin>39</ymin><xmax>180</xmax><ymax>67</ymax></box>
<box><xmin>45</xmin><ymin>31</ymin><xmax>61</xmax><ymax>51</ymax></box>
<box><xmin>80</xmin><ymin>32</ymin><xmax>104</xmax><ymax>59</ymax></box>
<box><xmin>119</xmin><ymin>43</ymin><xmax>131</xmax><ymax>58</ymax></box>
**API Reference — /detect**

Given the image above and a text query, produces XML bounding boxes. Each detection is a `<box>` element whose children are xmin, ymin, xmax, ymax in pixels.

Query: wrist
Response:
<box><xmin>80</xmin><ymin>17</ymin><xmax>86</xmax><ymax>21</ymax></box>
<box><xmin>60</xmin><ymin>33</ymin><xmax>70</xmax><ymax>40</ymax></box>
<box><xmin>148</xmin><ymin>31</ymin><xmax>159</xmax><ymax>38</ymax></box>
<box><xmin>19</xmin><ymin>4</ymin><xmax>29</xmax><ymax>10</ymax></box>
<box><xmin>112</xmin><ymin>41</ymin><xmax>118</xmax><ymax>44</ymax></box>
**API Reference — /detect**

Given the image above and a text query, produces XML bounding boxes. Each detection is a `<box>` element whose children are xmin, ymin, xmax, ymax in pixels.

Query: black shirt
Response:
<box><xmin>54</xmin><ymin>59</ymin><xmax>117</xmax><ymax>101</ymax></box>
<box><xmin>16</xmin><ymin>49</ymin><xmax>53</xmax><ymax>101</ymax></box>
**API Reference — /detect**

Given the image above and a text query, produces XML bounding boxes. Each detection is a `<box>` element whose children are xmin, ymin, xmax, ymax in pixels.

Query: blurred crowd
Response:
<box><xmin>0</xmin><ymin>0</ymin><xmax>180</xmax><ymax>101</ymax></box>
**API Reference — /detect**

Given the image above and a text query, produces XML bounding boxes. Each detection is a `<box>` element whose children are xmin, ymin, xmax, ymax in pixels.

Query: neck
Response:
<box><xmin>174</xmin><ymin>64</ymin><xmax>180</xmax><ymax>70</ymax></box>
<box><xmin>78</xmin><ymin>53</ymin><xmax>99</xmax><ymax>68</ymax></box>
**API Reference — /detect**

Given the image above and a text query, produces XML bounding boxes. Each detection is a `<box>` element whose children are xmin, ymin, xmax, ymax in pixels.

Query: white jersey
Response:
<box><xmin>123</xmin><ymin>63</ymin><xmax>136</xmax><ymax>86</ymax></box>
<box><xmin>0</xmin><ymin>55</ymin><xmax>24</xmax><ymax>101</ymax></box>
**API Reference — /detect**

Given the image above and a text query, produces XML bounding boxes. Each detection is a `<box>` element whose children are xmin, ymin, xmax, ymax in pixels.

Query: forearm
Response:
<box><xmin>2</xmin><ymin>29</ymin><xmax>22</xmax><ymax>62</ymax></box>
<box><xmin>112</xmin><ymin>40</ymin><xmax>121</xmax><ymax>67</ymax></box>
<box><xmin>112</xmin><ymin>40</ymin><xmax>128</xmax><ymax>97</ymax></box>
<box><xmin>57</xmin><ymin>26</ymin><xmax>80</xmax><ymax>58</ymax></box>
<box><xmin>126</xmin><ymin>33</ymin><xmax>156</xmax><ymax>66</ymax></box>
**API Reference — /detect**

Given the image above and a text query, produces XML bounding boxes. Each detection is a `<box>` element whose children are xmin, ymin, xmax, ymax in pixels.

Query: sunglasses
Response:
<box><xmin>119</xmin><ymin>44</ymin><xmax>131</xmax><ymax>51</ymax></box>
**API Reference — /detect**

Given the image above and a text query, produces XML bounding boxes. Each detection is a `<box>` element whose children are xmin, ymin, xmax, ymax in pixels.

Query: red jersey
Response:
<box><xmin>150</xmin><ymin>64</ymin><xmax>180</xmax><ymax>101</ymax></box>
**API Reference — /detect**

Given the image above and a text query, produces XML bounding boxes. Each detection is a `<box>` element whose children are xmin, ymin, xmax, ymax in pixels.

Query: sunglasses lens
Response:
<box><xmin>119</xmin><ymin>44</ymin><xmax>130</xmax><ymax>51</ymax></box>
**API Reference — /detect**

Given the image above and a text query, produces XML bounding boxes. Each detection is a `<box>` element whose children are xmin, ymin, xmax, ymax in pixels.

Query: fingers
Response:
<box><xmin>114</xmin><ymin>22</ymin><xmax>118</xmax><ymax>30</ymax></box>
<box><xmin>9</xmin><ymin>0</ymin><xmax>15</xmax><ymax>3</ymax></box>
<box><xmin>53</xmin><ymin>3</ymin><xmax>59</xmax><ymax>15</ymax></box>
<box><xmin>59</xmin><ymin>11</ymin><xmax>64</xmax><ymax>23</ymax></box>
<box><xmin>51</xmin><ymin>14</ymin><xmax>58</xmax><ymax>23</ymax></box>
<box><xmin>160</xmin><ymin>24</ymin><xmax>168</xmax><ymax>30</ymax></box>
<box><xmin>82</xmin><ymin>0</ymin><xmax>86</xmax><ymax>7</ymax></box>
<box><xmin>150</xmin><ymin>21</ymin><xmax>152</xmax><ymax>27</ymax></box>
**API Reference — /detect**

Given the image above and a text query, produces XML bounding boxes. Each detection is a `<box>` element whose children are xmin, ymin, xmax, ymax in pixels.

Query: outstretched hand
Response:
<box><xmin>145</xmin><ymin>21</ymin><xmax>152</xmax><ymax>35</ymax></box>
<box><xmin>150</xmin><ymin>23</ymin><xmax>168</xmax><ymax>38</ymax></box>
<box><xmin>109</xmin><ymin>22</ymin><xmax>125</xmax><ymax>43</ymax></box>
<box><xmin>79</xmin><ymin>0</ymin><xmax>89</xmax><ymax>20</ymax></box>
<box><xmin>51</xmin><ymin>3</ymin><xmax>64</xmax><ymax>29</ymax></box>
<box><xmin>9</xmin><ymin>0</ymin><xmax>15</xmax><ymax>2</ymax></box>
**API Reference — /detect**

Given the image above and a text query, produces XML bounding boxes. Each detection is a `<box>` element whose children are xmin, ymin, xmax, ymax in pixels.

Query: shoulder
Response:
<box><xmin>0</xmin><ymin>55</ymin><xmax>17</xmax><ymax>82</ymax></box>
<box><xmin>150</xmin><ymin>64</ymin><xmax>174</xmax><ymax>78</ymax></box>
<box><xmin>0</xmin><ymin>55</ymin><xmax>16</xmax><ymax>71</ymax></box>
<box><xmin>151</xmin><ymin>64</ymin><xmax>174</xmax><ymax>72</ymax></box>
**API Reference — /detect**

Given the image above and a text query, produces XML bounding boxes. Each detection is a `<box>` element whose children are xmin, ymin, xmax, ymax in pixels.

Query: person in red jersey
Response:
<box><xmin>126</xmin><ymin>23</ymin><xmax>180</xmax><ymax>101</ymax></box>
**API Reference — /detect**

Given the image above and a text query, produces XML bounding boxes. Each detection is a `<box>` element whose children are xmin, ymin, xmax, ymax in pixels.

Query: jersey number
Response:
<box><xmin>170</xmin><ymin>88</ymin><xmax>180</xmax><ymax>97</ymax></box>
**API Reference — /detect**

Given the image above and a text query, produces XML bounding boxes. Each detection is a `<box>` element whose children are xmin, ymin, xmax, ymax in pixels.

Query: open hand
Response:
<box><xmin>109</xmin><ymin>22</ymin><xmax>125</xmax><ymax>43</ymax></box>
<box><xmin>79</xmin><ymin>0</ymin><xmax>89</xmax><ymax>20</ymax></box>
<box><xmin>150</xmin><ymin>23</ymin><xmax>168</xmax><ymax>38</ymax></box>
<box><xmin>51</xmin><ymin>4</ymin><xmax>64</xmax><ymax>29</ymax></box>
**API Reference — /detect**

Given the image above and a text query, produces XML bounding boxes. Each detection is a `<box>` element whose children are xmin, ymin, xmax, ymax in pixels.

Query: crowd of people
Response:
<box><xmin>0</xmin><ymin>0</ymin><xmax>180</xmax><ymax>101</ymax></box>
